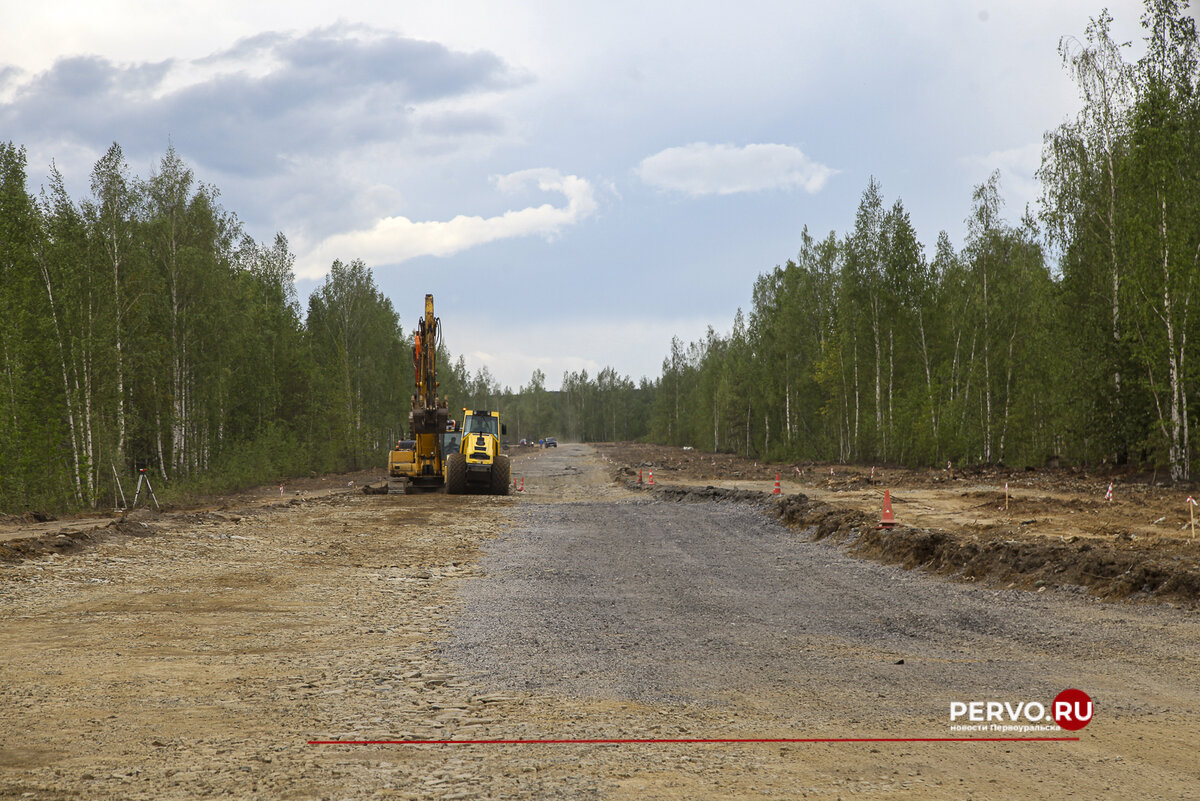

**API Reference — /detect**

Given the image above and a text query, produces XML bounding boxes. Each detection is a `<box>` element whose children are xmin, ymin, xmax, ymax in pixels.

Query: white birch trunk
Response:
<box><xmin>982</xmin><ymin>265</ymin><xmax>993</xmax><ymax>463</ymax></box>
<box><xmin>37</xmin><ymin>258</ymin><xmax>84</xmax><ymax>503</ymax></box>
<box><xmin>918</xmin><ymin>309</ymin><xmax>938</xmax><ymax>440</ymax></box>
<box><xmin>1160</xmin><ymin>196</ymin><xmax>1186</xmax><ymax>480</ymax></box>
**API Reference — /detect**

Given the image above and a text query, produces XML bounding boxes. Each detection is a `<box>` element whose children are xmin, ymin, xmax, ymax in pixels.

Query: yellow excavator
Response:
<box><xmin>388</xmin><ymin>294</ymin><xmax>450</xmax><ymax>493</ymax></box>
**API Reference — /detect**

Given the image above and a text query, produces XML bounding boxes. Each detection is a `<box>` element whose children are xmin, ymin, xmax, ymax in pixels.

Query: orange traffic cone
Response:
<box><xmin>649</xmin><ymin>470</ymin><xmax>655</xmax><ymax>486</ymax></box>
<box><xmin>772</xmin><ymin>473</ymin><xmax>781</xmax><ymax>495</ymax></box>
<box><xmin>518</xmin><ymin>477</ymin><xmax>525</xmax><ymax>493</ymax></box>
<box><xmin>638</xmin><ymin>469</ymin><xmax>643</xmax><ymax>485</ymax></box>
<box><xmin>879</xmin><ymin>489</ymin><xmax>896</xmax><ymax>529</ymax></box>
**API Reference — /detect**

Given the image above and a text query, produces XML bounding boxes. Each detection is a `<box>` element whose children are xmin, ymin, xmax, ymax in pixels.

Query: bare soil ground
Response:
<box><xmin>599</xmin><ymin>443</ymin><xmax>1200</xmax><ymax>605</ymax></box>
<box><xmin>0</xmin><ymin>469</ymin><xmax>382</xmax><ymax>556</ymax></box>
<box><xmin>1</xmin><ymin>444</ymin><xmax>1198</xmax><ymax>799</ymax></box>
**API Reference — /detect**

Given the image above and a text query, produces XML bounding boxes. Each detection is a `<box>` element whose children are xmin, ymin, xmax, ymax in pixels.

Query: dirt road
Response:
<box><xmin>2</xmin><ymin>444</ymin><xmax>1198</xmax><ymax>799</ymax></box>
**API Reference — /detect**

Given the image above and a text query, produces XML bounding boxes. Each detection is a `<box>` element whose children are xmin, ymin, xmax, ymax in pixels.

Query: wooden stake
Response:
<box><xmin>111</xmin><ymin>464</ymin><xmax>128</xmax><ymax>510</ymax></box>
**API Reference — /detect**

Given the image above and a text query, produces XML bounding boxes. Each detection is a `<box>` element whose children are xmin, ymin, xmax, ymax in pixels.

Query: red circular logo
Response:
<box><xmin>1053</xmin><ymin>689</ymin><xmax>1093</xmax><ymax>730</ymax></box>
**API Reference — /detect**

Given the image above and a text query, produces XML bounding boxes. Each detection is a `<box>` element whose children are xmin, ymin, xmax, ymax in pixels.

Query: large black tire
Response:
<box><xmin>490</xmin><ymin>454</ymin><xmax>511</xmax><ymax>496</ymax></box>
<box><xmin>445</xmin><ymin>453</ymin><xmax>467</xmax><ymax>495</ymax></box>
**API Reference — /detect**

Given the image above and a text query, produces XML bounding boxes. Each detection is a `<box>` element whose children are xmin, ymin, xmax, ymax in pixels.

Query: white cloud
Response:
<box><xmin>966</xmin><ymin>141</ymin><xmax>1042</xmax><ymax>177</ymax></box>
<box><xmin>636</xmin><ymin>142</ymin><xmax>837</xmax><ymax>196</ymax></box>
<box><xmin>449</xmin><ymin>314</ymin><xmax>716</xmax><ymax>391</ymax></box>
<box><xmin>962</xmin><ymin>141</ymin><xmax>1044</xmax><ymax>214</ymax></box>
<box><xmin>295</xmin><ymin>168</ymin><xmax>597</xmax><ymax>278</ymax></box>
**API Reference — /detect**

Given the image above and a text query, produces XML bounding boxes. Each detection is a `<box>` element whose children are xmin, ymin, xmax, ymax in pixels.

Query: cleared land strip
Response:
<box><xmin>0</xmin><ymin>443</ymin><xmax>1197</xmax><ymax>799</ymax></box>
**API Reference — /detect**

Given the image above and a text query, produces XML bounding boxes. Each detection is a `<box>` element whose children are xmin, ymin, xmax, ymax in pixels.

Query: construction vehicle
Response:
<box><xmin>445</xmin><ymin>409</ymin><xmax>510</xmax><ymax>495</ymax></box>
<box><xmin>387</xmin><ymin>294</ymin><xmax>449</xmax><ymax>493</ymax></box>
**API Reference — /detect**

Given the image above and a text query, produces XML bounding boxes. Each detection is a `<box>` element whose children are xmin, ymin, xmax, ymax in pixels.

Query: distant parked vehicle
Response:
<box><xmin>544</xmin><ymin>437</ymin><xmax>558</xmax><ymax>448</ymax></box>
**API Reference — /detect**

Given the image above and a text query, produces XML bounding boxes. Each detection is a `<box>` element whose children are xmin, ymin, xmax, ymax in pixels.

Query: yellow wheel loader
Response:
<box><xmin>445</xmin><ymin>409</ymin><xmax>510</xmax><ymax>495</ymax></box>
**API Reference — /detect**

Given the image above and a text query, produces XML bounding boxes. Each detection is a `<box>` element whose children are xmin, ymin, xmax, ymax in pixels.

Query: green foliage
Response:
<box><xmin>1041</xmin><ymin>0</ymin><xmax>1200</xmax><ymax>477</ymax></box>
<box><xmin>304</xmin><ymin>258</ymin><xmax>410</xmax><ymax>470</ymax></box>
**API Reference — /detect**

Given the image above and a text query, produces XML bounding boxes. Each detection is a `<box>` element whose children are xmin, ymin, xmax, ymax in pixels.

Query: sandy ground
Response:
<box><xmin>0</xmin><ymin>469</ymin><xmax>383</xmax><ymax>545</ymax></box>
<box><xmin>599</xmin><ymin>443</ymin><xmax>1200</xmax><ymax>604</ymax></box>
<box><xmin>1</xmin><ymin>444</ymin><xmax>1198</xmax><ymax>799</ymax></box>
<box><xmin>599</xmin><ymin>443</ymin><xmax>1200</xmax><ymax>544</ymax></box>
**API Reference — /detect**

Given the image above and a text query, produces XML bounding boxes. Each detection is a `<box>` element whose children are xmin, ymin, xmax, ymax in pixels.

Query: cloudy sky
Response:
<box><xmin>1</xmin><ymin>0</ymin><xmax>1151</xmax><ymax>389</ymax></box>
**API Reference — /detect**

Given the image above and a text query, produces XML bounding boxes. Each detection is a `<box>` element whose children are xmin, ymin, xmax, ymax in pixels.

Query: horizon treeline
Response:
<box><xmin>502</xmin><ymin>1</ymin><xmax>1200</xmax><ymax>479</ymax></box>
<box><xmin>0</xmin><ymin>143</ymin><xmax>421</xmax><ymax>512</ymax></box>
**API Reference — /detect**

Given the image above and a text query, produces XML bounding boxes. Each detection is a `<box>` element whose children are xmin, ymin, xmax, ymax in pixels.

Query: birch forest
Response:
<box><xmin>0</xmin><ymin>143</ymin><xmax>418</xmax><ymax>512</ymax></box>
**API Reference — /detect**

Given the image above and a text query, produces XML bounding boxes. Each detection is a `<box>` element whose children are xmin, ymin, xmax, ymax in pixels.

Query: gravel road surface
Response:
<box><xmin>445</xmin><ymin>444</ymin><xmax>1200</xmax><ymax>797</ymax></box>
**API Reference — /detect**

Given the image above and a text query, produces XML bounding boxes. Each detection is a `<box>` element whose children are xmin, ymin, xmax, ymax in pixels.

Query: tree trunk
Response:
<box><xmin>785</xmin><ymin>376</ymin><xmax>792</xmax><ymax>447</ymax></box>
<box><xmin>1105</xmin><ymin>105</ymin><xmax>1123</xmax><ymax>462</ymax></box>
<box><xmin>852</xmin><ymin>334</ymin><xmax>860</xmax><ymax>457</ymax></box>
<box><xmin>37</xmin><ymin>257</ymin><xmax>84</xmax><ymax>504</ymax></box>
<box><xmin>1160</xmin><ymin>195</ymin><xmax>1187</xmax><ymax>480</ymax></box>
<box><xmin>82</xmin><ymin>297</ymin><xmax>95</xmax><ymax>503</ymax></box>
<box><xmin>745</xmin><ymin>403</ymin><xmax>751</xmax><ymax>458</ymax></box>
<box><xmin>999</xmin><ymin>331</ymin><xmax>1016</xmax><ymax>463</ymax></box>
<box><xmin>713</xmin><ymin>387</ymin><xmax>719</xmax><ymax>453</ymax></box>
<box><xmin>918</xmin><ymin>309</ymin><xmax>938</xmax><ymax>441</ymax></box>
<box><xmin>887</xmin><ymin>327</ymin><xmax>894</xmax><ymax>459</ymax></box>
<box><xmin>153</xmin><ymin>376</ymin><xmax>168</xmax><ymax>482</ymax></box>
<box><xmin>961</xmin><ymin>331</ymin><xmax>976</xmax><ymax>439</ymax></box>
<box><xmin>982</xmin><ymin>264</ymin><xmax>992</xmax><ymax>463</ymax></box>
<box><xmin>111</xmin><ymin>237</ymin><xmax>126</xmax><ymax>467</ymax></box>
<box><xmin>873</xmin><ymin>297</ymin><xmax>882</xmax><ymax>451</ymax></box>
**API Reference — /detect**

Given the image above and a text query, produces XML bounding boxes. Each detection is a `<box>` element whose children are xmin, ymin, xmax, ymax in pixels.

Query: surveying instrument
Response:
<box><xmin>130</xmin><ymin>468</ymin><xmax>161</xmax><ymax>511</ymax></box>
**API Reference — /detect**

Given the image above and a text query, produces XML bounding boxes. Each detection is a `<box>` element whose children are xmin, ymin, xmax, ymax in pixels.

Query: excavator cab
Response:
<box><xmin>440</xmin><ymin>419</ymin><xmax>460</xmax><ymax>464</ymax></box>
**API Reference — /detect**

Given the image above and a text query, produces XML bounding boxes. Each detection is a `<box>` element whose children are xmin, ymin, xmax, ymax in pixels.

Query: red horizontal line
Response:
<box><xmin>308</xmin><ymin>737</ymin><xmax>1078</xmax><ymax>745</ymax></box>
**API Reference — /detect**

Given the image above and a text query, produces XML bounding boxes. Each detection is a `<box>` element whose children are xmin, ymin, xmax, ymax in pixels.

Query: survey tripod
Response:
<box><xmin>130</xmin><ymin>468</ymin><xmax>161</xmax><ymax>511</ymax></box>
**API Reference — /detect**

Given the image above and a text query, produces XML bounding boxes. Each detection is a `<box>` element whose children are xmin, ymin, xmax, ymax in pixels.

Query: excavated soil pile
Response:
<box><xmin>795</xmin><ymin>500</ymin><xmax>1200</xmax><ymax>606</ymax></box>
<box><xmin>0</xmin><ymin>507</ymin><xmax>282</xmax><ymax>564</ymax></box>
<box><xmin>851</xmin><ymin>523</ymin><xmax>1200</xmax><ymax>604</ymax></box>
<box><xmin>0</xmin><ymin>518</ymin><xmax>156</xmax><ymax>563</ymax></box>
<box><xmin>633</xmin><ymin>482</ymin><xmax>771</xmax><ymax>506</ymax></box>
